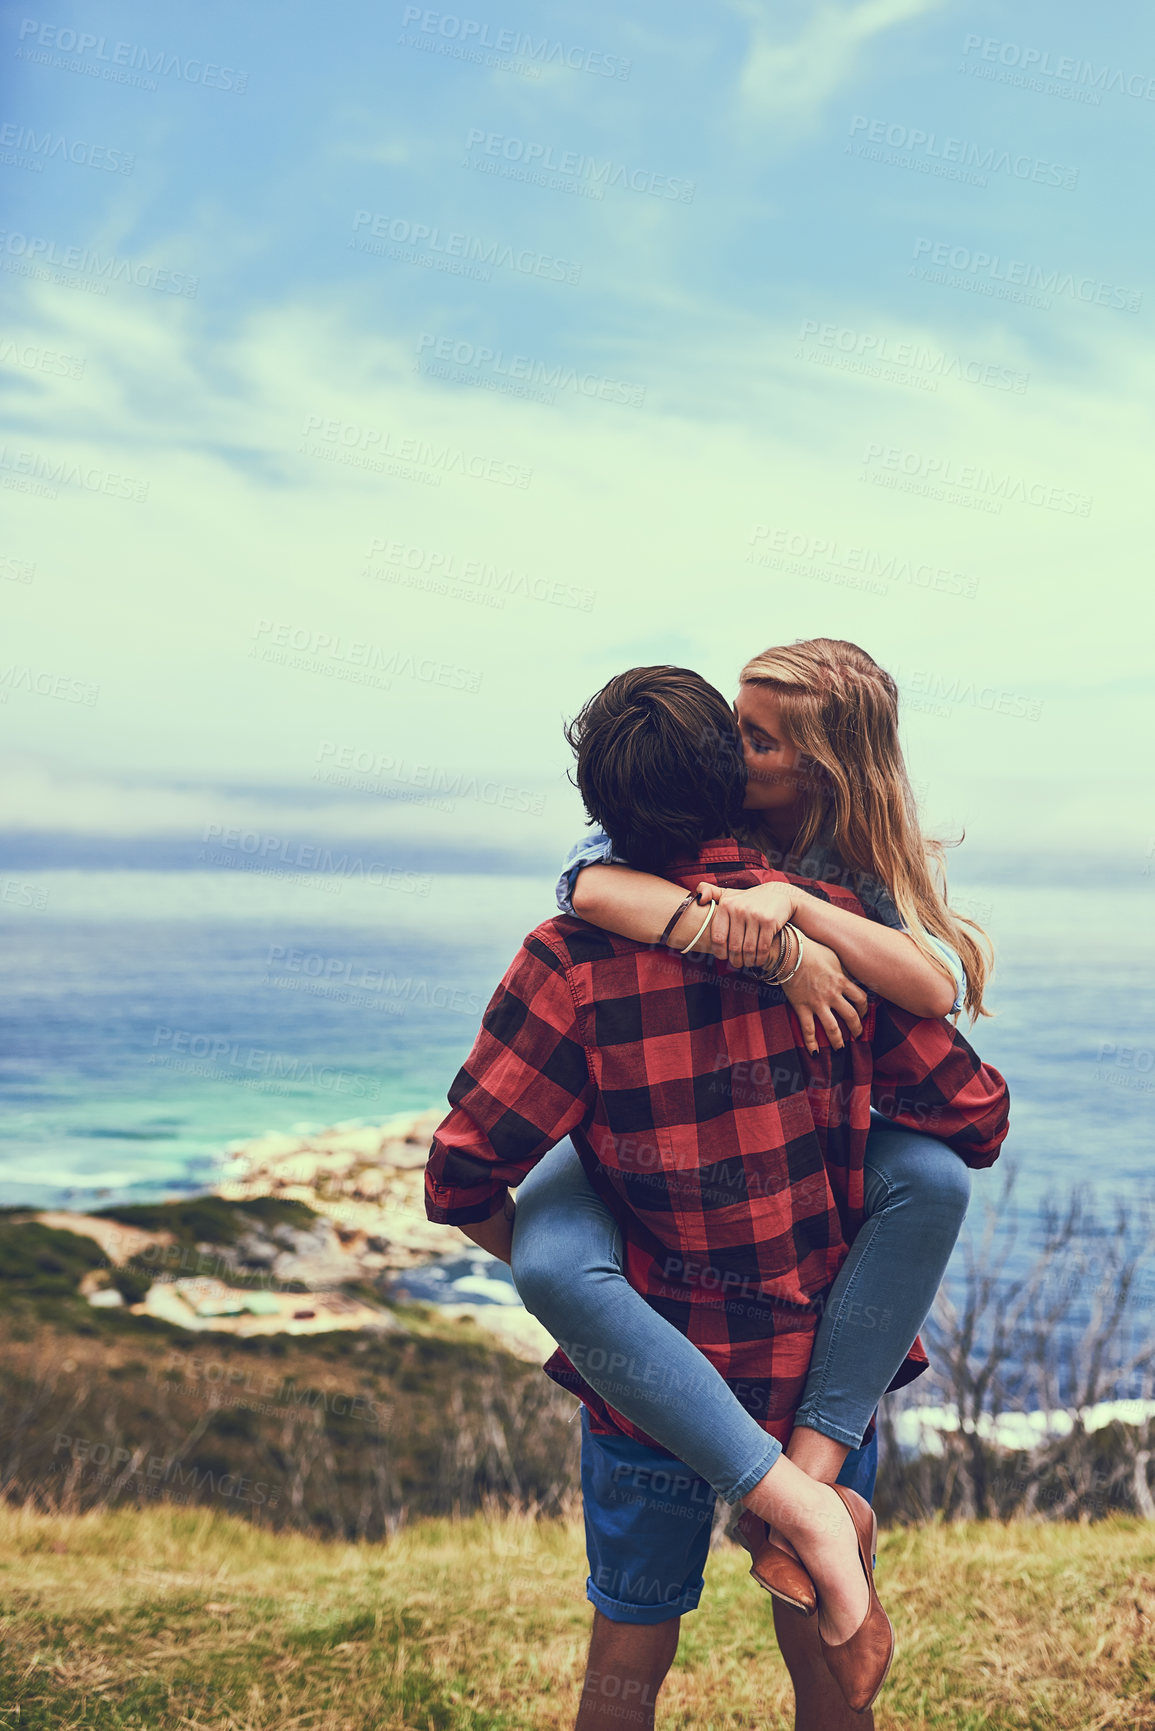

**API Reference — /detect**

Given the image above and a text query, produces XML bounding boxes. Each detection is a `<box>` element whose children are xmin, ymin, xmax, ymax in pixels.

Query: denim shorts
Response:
<box><xmin>580</xmin><ymin>1408</ymin><xmax>879</xmax><ymax>1625</ymax></box>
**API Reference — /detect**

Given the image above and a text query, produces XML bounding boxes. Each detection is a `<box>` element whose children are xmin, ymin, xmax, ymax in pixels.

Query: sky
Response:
<box><xmin>2</xmin><ymin>0</ymin><xmax>1153</xmax><ymax>877</ymax></box>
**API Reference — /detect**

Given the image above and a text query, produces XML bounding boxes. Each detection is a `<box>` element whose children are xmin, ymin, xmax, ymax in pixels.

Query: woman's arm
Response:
<box><xmin>702</xmin><ymin>882</ymin><xmax>957</xmax><ymax>1019</ymax></box>
<box><xmin>572</xmin><ymin>866</ymin><xmax>876</xmax><ymax>1050</ymax></box>
<box><xmin>788</xmin><ymin>894</ymin><xmax>957</xmax><ymax>1018</ymax></box>
<box><xmin>572</xmin><ymin>862</ymin><xmax>955</xmax><ymax>1021</ymax></box>
<box><xmin>570</xmin><ymin>863</ymin><xmax>716</xmax><ymax>949</ymax></box>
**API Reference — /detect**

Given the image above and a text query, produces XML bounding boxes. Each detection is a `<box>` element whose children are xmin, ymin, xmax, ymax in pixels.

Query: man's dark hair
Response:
<box><xmin>564</xmin><ymin>666</ymin><xmax>747</xmax><ymax>872</ymax></box>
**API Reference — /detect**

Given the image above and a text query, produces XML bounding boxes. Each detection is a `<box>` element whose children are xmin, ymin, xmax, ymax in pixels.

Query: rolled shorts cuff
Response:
<box><xmin>586</xmin><ymin>1575</ymin><xmax>703</xmax><ymax>1624</ymax></box>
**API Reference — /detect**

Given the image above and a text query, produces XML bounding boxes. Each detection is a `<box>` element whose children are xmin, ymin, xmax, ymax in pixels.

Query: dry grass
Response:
<box><xmin>0</xmin><ymin>1502</ymin><xmax>1153</xmax><ymax>1729</ymax></box>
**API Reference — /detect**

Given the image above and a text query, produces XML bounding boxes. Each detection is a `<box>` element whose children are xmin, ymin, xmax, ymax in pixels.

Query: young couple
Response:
<box><xmin>425</xmin><ymin>638</ymin><xmax>1009</xmax><ymax>1728</ymax></box>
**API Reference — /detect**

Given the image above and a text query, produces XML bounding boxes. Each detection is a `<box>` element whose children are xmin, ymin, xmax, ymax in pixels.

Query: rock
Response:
<box><xmin>437</xmin><ymin>1303</ymin><xmax>556</xmax><ymax>1364</ymax></box>
<box><xmin>405</xmin><ymin>1108</ymin><xmax>444</xmax><ymax>1144</ymax></box>
<box><xmin>211</xmin><ymin>1107</ymin><xmax>472</xmax><ymax>1281</ymax></box>
<box><xmin>380</xmin><ymin>1140</ymin><xmax>428</xmax><ymax>1170</ymax></box>
<box><xmin>233</xmin><ymin>1231</ymin><xmax>277</xmax><ymax>1269</ymax></box>
<box><xmin>34</xmin><ymin>1212</ymin><xmax>173</xmax><ymax>1266</ymax></box>
<box><xmin>273</xmin><ymin>1154</ymin><xmax>322</xmax><ymax>1186</ymax></box>
<box><xmin>317</xmin><ymin>1127</ymin><xmax>385</xmax><ymax>1158</ymax></box>
<box><xmin>228</xmin><ymin>1132</ymin><xmax>303</xmax><ymax>1169</ymax></box>
<box><xmin>271</xmin><ymin>1251</ymin><xmax>359</xmax><ymax>1290</ymax></box>
<box><xmin>134</xmin><ymin>1280</ymin><xmax>406</xmax><ymax>1338</ymax></box>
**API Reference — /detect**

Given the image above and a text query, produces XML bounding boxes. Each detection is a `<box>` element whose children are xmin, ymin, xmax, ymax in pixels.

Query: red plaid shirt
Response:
<box><xmin>425</xmin><ymin>841</ymin><xmax>1009</xmax><ymax>1447</ymax></box>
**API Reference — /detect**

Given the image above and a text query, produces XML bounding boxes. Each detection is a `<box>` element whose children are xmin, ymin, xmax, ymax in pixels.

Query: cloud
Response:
<box><xmin>4</xmin><ymin>104</ymin><xmax>1152</xmax><ymax>864</ymax></box>
<box><xmin>728</xmin><ymin>0</ymin><xmax>947</xmax><ymax>127</ymax></box>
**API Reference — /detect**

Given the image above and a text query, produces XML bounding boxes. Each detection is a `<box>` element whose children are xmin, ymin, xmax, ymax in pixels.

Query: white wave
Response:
<box><xmin>891</xmin><ymin>1398</ymin><xmax>1155</xmax><ymax>1457</ymax></box>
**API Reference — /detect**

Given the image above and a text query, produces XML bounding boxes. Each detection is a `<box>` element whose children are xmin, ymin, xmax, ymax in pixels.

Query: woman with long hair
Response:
<box><xmin>509</xmin><ymin>638</ymin><xmax>994</xmax><ymax>1690</ymax></box>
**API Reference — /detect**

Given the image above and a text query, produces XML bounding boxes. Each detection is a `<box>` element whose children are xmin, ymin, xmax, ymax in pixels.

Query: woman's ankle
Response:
<box><xmin>743</xmin><ymin>1453</ymin><xmax>830</xmax><ymax>1536</ymax></box>
<box><xmin>786</xmin><ymin>1425</ymin><xmax>851</xmax><ymax>1486</ymax></box>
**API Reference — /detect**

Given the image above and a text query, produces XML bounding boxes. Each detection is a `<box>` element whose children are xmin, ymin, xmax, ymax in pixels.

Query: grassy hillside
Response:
<box><xmin>1</xmin><ymin>1502</ymin><xmax>1153</xmax><ymax>1729</ymax></box>
<box><xmin>0</xmin><ymin>1208</ymin><xmax>579</xmax><ymax>1536</ymax></box>
<box><xmin>0</xmin><ymin>1315</ymin><xmax>578</xmax><ymax>1538</ymax></box>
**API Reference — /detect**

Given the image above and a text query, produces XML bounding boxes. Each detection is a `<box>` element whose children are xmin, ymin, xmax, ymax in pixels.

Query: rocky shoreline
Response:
<box><xmin>215</xmin><ymin>1106</ymin><xmax>465</xmax><ymax>1273</ymax></box>
<box><xmin>34</xmin><ymin>1108</ymin><xmax>556</xmax><ymax>1362</ymax></box>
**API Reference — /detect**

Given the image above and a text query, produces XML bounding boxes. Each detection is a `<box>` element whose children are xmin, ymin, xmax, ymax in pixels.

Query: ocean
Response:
<box><xmin>3</xmin><ymin>864</ymin><xmax>1152</xmax><ymax>1258</ymax></box>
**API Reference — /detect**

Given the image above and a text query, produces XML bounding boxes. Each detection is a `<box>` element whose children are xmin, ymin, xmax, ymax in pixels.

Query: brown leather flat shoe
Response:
<box><xmin>733</xmin><ymin>1509</ymin><xmax>817</xmax><ymax>1617</ymax></box>
<box><xmin>817</xmin><ymin>1485</ymin><xmax>895</xmax><ymax>1714</ymax></box>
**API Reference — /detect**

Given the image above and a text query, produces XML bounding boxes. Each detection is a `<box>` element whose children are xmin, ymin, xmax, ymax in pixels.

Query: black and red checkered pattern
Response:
<box><xmin>426</xmin><ymin>841</ymin><xmax>1009</xmax><ymax>1446</ymax></box>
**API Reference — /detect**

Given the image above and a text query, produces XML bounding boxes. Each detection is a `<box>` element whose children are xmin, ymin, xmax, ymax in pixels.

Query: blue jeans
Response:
<box><xmin>511</xmin><ymin>1120</ymin><xmax>970</xmax><ymax>1503</ymax></box>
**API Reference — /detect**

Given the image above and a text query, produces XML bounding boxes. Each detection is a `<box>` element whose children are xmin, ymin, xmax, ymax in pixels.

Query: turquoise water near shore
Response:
<box><xmin>2</xmin><ymin>867</ymin><xmax>1151</xmax><ymax>1229</ymax></box>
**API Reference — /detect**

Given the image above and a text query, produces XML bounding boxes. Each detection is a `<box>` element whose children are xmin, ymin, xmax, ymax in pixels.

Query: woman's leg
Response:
<box><xmin>511</xmin><ymin>1138</ymin><xmax>781</xmax><ymax>1504</ymax></box>
<box><xmin>790</xmin><ymin>1121</ymin><xmax>973</xmax><ymax>1455</ymax></box>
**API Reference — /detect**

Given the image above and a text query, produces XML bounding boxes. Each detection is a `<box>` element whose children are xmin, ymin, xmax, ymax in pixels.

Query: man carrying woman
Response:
<box><xmin>425</xmin><ymin>651</ymin><xmax>1008</xmax><ymax>1727</ymax></box>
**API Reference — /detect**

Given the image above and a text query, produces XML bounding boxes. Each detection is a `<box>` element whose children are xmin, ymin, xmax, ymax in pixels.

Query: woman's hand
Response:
<box><xmin>695</xmin><ymin>881</ymin><xmax>799</xmax><ymax>970</ymax></box>
<box><xmin>781</xmin><ymin>937</ymin><xmax>870</xmax><ymax>1056</ymax></box>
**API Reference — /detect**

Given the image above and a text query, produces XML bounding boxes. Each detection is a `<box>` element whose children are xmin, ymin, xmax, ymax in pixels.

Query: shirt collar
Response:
<box><xmin>662</xmin><ymin>837</ymin><xmax>773</xmax><ymax>879</ymax></box>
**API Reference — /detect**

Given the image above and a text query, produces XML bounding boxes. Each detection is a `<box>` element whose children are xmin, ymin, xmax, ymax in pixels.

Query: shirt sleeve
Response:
<box><xmin>868</xmin><ymin>1000</ymin><xmax>1009</xmax><ymax>1168</ymax></box>
<box><xmin>425</xmin><ymin>932</ymin><xmax>595</xmax><ymax>1226</ymax></box>
<box><xmin>920</xmin><ymin>933</ymin><xmax>966</xmax><ymax>1016</ymax></box>
<box><xmin>555</xmin><ymin>827</ymin><xmax>622</xmax><ymax>916</ymax></box>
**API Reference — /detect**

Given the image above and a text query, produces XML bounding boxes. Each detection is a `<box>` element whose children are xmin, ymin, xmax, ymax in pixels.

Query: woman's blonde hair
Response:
<box><xmin>738</xmin><ymin>637</ymin><xmax>992</xmax><ymax>1020</ymax></box>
